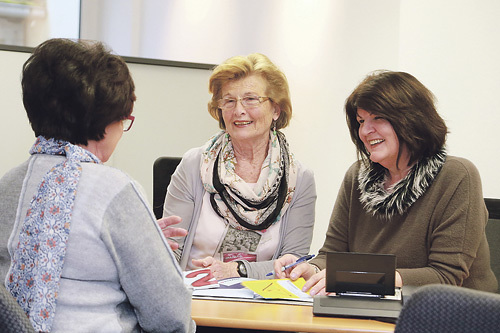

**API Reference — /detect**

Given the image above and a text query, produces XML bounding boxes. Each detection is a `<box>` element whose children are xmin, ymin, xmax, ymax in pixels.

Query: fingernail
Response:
<box><xmin>309</xmin><ymin>289</ymin><xmax>316</xmax><ymax>296</ymax></box>
<box><xmin>291</xmin><ymin>273</ymin><xmax>297</xmax><ymax>280</ymax></box>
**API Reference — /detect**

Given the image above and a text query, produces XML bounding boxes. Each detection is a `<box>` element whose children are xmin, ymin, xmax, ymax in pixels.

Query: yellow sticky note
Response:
<box><xmin>242</xmin><ymin>278</ymin><xmax>308</xmax><ymax>299</ymax></box>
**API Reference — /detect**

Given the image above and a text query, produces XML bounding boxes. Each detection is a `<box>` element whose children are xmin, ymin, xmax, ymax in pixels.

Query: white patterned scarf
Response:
<box><xmin>200</xmin><ymin>130</ymin><xmax>298</xmax><ymax>231</ymax></box>
<box><xmin>6</xmin><ymin>136</ymin><xmax>101</xmax><ymax>332</ymax></box>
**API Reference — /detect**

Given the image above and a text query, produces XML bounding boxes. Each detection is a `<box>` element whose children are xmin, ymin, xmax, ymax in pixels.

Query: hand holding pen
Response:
<box><xmin>266</xmin><ymin>254</ymin><xmax>315</xmax><ymax>277</ymax></box>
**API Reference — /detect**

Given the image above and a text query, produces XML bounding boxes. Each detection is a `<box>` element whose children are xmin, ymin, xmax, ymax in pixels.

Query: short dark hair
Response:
<box><xmin>22</xmin><ymin>38</ymin><xmax>136</xmax><ymax>145</ymax></box>
<box><xmin>345</xmin><ymin>70</ymin><xmax>447</xmax><ymax>167</ymax></box>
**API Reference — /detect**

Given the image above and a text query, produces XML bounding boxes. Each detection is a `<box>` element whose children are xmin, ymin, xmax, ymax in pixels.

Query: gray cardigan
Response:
<box><xmin>163</xmin><ymin>146</ymin><xmax>317</xmax><ymax>280</ymax></box>
<box><xmin>1</xmin><ymin>154</ymin><xmax>195</xmax><ymax>332</ymax></box>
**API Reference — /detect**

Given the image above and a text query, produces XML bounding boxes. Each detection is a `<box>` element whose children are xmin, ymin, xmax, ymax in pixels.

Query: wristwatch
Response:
<box><xmin>235</xmin><ymin>260</ymin><xmax>248</xmax><ymax>277</ymax></box>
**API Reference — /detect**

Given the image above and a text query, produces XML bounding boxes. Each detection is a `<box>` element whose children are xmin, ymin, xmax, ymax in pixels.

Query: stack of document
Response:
<box><xmin>183</xmin><ymin>268</ymin><xmax>313</xmax><ymax>303</ymax></box>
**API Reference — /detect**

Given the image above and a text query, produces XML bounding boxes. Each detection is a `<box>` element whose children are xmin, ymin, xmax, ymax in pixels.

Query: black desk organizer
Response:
<box><xmin>313</xmin><ymin>252</ymin><xmax>411</xmax><ymax>322</ymax></box>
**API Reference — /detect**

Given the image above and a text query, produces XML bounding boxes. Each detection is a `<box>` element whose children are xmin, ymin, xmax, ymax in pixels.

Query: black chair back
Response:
<box><xmin>395</xmin><ymin>284</ymin><xmax>500</xmax><ymax>332</ymax></box>
<box><xmin>0</xmin><ymin>286</ymin><xmax>35</xmax><ymax>333</ymax></box>
<box><xmin>153</xmin><ymin>156</ymin><xmax>181</xmax><ymax>220</ymax></box>
<box><xmin>485</xmin><ymin>198</ymin><xmax>500</xmax><ymax>289</ymax></box>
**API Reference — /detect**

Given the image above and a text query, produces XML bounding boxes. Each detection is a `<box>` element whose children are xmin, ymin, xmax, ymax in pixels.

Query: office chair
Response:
<box><xmin>395</xmin><ymin>284</ymin><xmax>500</xmax><ymax>333</ymax></box>
<box><xmin>485</xmin><ymin>198</ymin><xmax>500</xmax><ymax>289</ymax></box>
<box><xmin>153</xmin><ymin>156</ymin><xmax>182</xmax><ymax>220</ymax></box>
<box><xmin>0</xmin><ymin>286</ymin><xmax>35</xmax><ymax>333</ymax></box>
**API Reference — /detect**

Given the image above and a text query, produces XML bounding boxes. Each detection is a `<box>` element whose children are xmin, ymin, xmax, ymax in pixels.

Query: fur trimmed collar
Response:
<box><xmin>358</xmin><ymin>149</ymin><xmax>446</xmax><ymax>219</ymax></box>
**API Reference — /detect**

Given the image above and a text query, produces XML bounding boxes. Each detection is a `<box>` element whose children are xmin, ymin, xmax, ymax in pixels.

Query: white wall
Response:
<box><xmin>398</xmin><ymin>0</ymin><xmax>500</xmax><ymax>200</ymax></box>
<box><xmin>3</xmin><ymin>0</ymin><xmax>500</xmax><ymax>255</ymax></box>
<box><xmin>111</xmin><ymin>62</ymin><xmax>217</xmax><ymax>203</ymax></box>
<box><xmin>0</xmin><ymin>50</ymin><xmax>34</xmax><ymax>163</ymax></box>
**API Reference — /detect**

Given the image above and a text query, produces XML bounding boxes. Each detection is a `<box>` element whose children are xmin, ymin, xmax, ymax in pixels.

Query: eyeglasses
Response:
<box><xmin>217</xmin><ymin>95</ymin><xmax>271</xmax><ymax>110</ymax></box>
<box><xmin>122</xmin><ymin>115</ymin><xmax>135</xmax><ymax>132</ymax></box>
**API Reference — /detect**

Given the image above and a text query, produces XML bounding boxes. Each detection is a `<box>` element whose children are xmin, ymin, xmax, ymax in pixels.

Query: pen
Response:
<box><xmin>266</xmin><ymin>254</ymin><xmax>315</xmax><ymax>277</ymax></box>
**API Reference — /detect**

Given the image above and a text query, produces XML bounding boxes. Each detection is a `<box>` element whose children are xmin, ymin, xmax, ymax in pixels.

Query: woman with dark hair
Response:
<box><xmin>0</xmin><ymin>38</ymin><xmax>195</xmax><ymax>332</ymax></box>
<box><xmin>273</xmin><ymin>70</ymin><xmax>497</xmax><ymax>294</ymax></box>
<box><xmin>163</xmin><ymin>53</ymin><xmax>316</xmax><ymax>280</ymax></box>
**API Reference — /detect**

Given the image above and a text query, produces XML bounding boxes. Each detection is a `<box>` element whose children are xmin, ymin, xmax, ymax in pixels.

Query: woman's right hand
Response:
<box><xmin>287</xmin><ymin>261</ymin><xmax>326</xmax><ymax>296</ymax></box>
<box><xmin>273</xmin><ymin>254</ymin><xmax>327</xmax><ymax>296</ymax></box>
<box><xmin>300</xmin><ymin>268</ymin><xmax>326</xmax><ymax>296</ymax></box>
<box><xmin>191</xmin><ymin>256</ymin><xmax>240</xmax><ymax>280</ymax></box>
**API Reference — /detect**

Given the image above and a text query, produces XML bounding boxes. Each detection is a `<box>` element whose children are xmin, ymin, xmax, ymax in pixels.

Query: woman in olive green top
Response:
<box><xmin>273</xmin><ymin>70</ymin><xmax>497</xmax><ymax>295</ymax></box>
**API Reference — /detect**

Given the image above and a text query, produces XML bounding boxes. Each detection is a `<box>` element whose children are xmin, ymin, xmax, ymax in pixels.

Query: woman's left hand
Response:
<box><xmin>396</xmin><ymin>271</ymin><xmax>403</xmax><ymax>288</ymax></box>
<box><xmin>191</xmin><ymin>256</ymin><xmax>239</xmax><ymax>280</ymax></box>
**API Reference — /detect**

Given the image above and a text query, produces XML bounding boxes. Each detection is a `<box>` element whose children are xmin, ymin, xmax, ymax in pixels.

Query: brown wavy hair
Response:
<box><xmin>345</xmin><ymin>70</ymin><xmax>447</xmax><ymax>167</ymax></box>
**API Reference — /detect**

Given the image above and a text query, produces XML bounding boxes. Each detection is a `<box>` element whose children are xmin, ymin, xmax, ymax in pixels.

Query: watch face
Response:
<box><xmin>238</xmin><ymin>261</ymin><xmax>248</xmax><ymax>277</ymax></box>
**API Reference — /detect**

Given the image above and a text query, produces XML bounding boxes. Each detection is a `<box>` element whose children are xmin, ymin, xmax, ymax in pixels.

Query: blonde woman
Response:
<box><xmin>163</xmin><ymin>54</ymin><xmax>316</xmax><ymax>280</ymax></box>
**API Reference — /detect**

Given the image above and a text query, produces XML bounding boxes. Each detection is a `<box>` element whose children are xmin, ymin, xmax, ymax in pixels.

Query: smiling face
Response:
<box><xmin>220</xmin><ymin>74</ymin><xmax>280</xmax><ymax>147</ymax></box>
<box><xmin>356</xmin><ymin>108</ymin><xmax>410</xmax><ymax>172</ymax></box>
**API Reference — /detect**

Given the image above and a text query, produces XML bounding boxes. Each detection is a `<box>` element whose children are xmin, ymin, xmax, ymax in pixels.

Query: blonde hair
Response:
<box><xmin>208</xmin><ymin>53</ymin><xmax>292</xmax><ymax>130</ymax></box>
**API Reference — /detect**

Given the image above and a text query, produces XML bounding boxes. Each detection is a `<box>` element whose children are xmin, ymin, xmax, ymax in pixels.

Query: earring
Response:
<box><xmin>272</xmin><ymin>120</ymin><xmax>277</xmax><ymax>136</ymax></box>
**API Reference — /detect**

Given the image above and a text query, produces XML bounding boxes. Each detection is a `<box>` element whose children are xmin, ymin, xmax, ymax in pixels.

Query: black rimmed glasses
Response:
<box><xmin>217</xmin><ymin>95</ymin><xmax>271</xmax><ymax>110</ymax></box>
<box><xmin>123</xmin><ymin>115</ymin><xmax>135</xmax><ymax>132</ymax></box>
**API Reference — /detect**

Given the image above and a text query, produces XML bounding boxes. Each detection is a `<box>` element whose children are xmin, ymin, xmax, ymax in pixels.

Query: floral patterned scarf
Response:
<box><xmin>7</xmin><ymin>136</ymin><xmax>101</xmax><ymax>332</ymax></box>
<box><xmin>200</xmin><ymin>130</ymin><xmax>297</xmax><ymax>231</ymax></box>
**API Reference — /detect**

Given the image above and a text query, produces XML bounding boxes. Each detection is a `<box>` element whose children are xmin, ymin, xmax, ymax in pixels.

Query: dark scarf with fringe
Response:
<box><xmin>358</xmin><ymin>149</ymin><xmax>446</xmax><ymax>219</ymax></box>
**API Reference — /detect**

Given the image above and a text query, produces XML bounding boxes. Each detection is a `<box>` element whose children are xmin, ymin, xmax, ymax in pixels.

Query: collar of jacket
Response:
<box><xmin>357</xmin><ymin>148</ymin><xmax>447</xmax><ymax>219</ymax></box>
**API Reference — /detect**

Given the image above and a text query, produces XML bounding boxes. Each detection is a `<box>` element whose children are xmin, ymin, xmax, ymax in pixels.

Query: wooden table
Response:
<box><xmin>191</xmin><ymin>298</ymin><xmax>395</xmax><ymax>332</ymax></box>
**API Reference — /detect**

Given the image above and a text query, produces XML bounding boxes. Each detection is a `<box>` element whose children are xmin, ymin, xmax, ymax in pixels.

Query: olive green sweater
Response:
<box><xmin>311</xmin><ymin>156</ymin><xmax>497</xmax><ymax>293</ymax></box>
